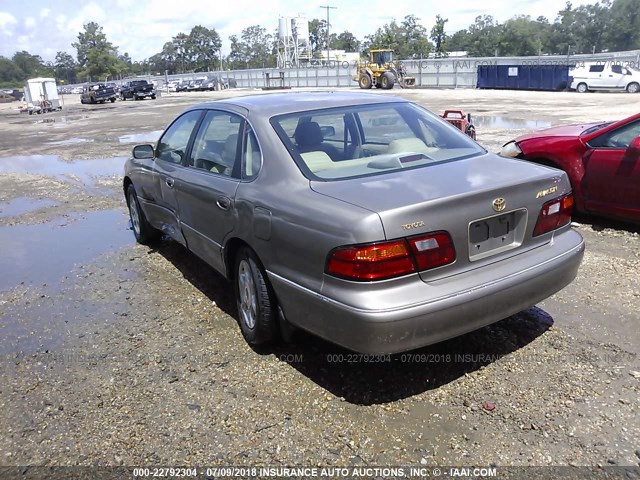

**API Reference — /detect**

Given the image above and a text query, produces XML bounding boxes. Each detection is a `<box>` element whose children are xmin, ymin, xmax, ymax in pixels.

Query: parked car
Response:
<box><xmin>570</xmin><ymin>63</ymin><xmax>640</xmax><ymax>93</ymax></box>
<box><xmin>120</xmin><ymin>79</ymin><xmax>156</xmax><ymax>100</ymax></box>
<box><xmin>187</xmin><ymin>79</ymin><xmax>204</xmax><ymax>92</ymax></box>
<box><xmin>123</xmin><ymin>92</ymin><xmax>584</xmax><ymax>354</ymax></box>
<box><xmin>71</xmin><ymin>86</ymin><xmax>83</xmax><ymax>94</ymax></box>
<box><xmin>175</xmin><ymin>82</ymin><xmax>189</xmax><ymax>92</ymax></box>
<box><xmin>500</xmin><ymin>112</ymin><xmax>640</xmax><ymax>224</ymax></box>
<box><xmin>80</xmin><ymin>83</ymin><xmax>118</xmax><ymax>104</ymax></box>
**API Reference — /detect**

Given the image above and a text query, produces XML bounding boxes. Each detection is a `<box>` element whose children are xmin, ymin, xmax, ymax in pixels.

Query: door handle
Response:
<box><xmin>216</xmin><ymin>196</ymin><xmax>231</xmax><ymax>211</ymax></box>
<box><xmin>165</xmin><ymin>178</ymin><xmax>174</xmax><ymax>188</ymax></box>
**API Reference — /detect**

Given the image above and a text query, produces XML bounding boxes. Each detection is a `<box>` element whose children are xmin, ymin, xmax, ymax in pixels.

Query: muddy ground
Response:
<box><xmin>0</xmin><ymin>88</ymin><xmax>639</xmax><ymax>475</ymax></box>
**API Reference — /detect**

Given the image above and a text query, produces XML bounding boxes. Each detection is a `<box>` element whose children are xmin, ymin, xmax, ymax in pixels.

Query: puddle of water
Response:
<box><xmin>473</xmin><ymin>115</ymin><xmax>553</xmax><ymax>130</ymax></box>
<box><xmin>0</xmin><ymin>155</ymin><xmax>127</xmax><ymax>187</ymax></box>
<box><xmin>0</xmin><ymin>197</ymin><xmax>59</xmax><ymax>218</ymax></box>
<box><xmin>31</xmin><ymin>115</ymin><xmax>91</xmax><ymax>127</ymax></box>
<box><xmin>118</xmin><ymin>130</ymin><xmax>163</xmax><ymax>144</ymax></box>
<box><xmin>0</xmin><ymin>209</ymin><xmax>133</xmax><ymax>292</ymax></box>
<box><xmin>46</xmin><ymin>138</ymin><xmax>94</xmax><ymax>146</ymax></box>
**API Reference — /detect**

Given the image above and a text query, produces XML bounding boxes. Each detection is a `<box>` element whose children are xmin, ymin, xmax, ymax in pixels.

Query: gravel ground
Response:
<box><xmin>0</xmin><ymin>88</ymin><xmax>638</xmax><ymax>476</ymax></box>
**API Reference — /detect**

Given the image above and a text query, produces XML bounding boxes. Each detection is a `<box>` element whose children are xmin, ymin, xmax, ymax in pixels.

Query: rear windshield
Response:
<box><xmin>271</xmin><ymin>102</ymin><xmax>484</xmax><ymax>181</ymax></box>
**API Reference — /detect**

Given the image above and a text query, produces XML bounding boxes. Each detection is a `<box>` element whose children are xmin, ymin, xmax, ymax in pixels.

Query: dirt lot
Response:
<box><xmin>0</xmin><ymin>88</ymin><xmax>639</xmax><ymax>475</ymax></box>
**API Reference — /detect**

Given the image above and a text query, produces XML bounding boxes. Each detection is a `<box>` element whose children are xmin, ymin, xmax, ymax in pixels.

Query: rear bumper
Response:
<box><xmin>269</xmin><ymin>229</ymin><xmax>585</xmax><ymax>354</ymax></box>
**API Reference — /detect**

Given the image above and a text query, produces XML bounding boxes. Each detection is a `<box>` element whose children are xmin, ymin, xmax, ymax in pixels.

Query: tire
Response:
<box><xmin>381</xmin><ymin>71</ymin><xmax>395</xmax><ymax>90</ymax></box>
<box><xmin>151</xmin><ymin>95</ymin><xmax>156</xmax><ymax>100</ymax></box>
<box><xmin>235</xmin><ymin>247</ymin><xmax>278</xmax><ymax>346</ymax></box>
<box><xmin>576</xmin><ymin>82</ymin><xmax>588</xmax><ymax>93</ymax></box>
<box><xmin>126</xmin><ymin>184</ymin><xmax>160</xmax><ymax>245</ymax></box>
<box><xmin>627</xmin><ymin>82</ymin><xmax>639</xmax><ymax>93</ymax></box>
<box><xmin>358</xmin><ymin>73</ymin><xmax>372</xmax><ymax>89</ymax></box>
<box><xmin>110</xmin><ymin>97</ymin><xmax>116</xmax><ymax>103</ymax></box>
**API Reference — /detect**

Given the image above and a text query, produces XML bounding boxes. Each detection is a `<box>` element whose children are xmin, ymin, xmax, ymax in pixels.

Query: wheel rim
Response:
<box><xmin>128</xmin><ymin>191</ymin><xmax>141</xmax><ymax>235</ymax></box>
<box><xmin>629</xmin><ymin>83</ymin><xmax>639</xmax><ymax>93</ymax></box>
<box><xmin>238</xmin><ymin>260</ymin><xmax>257</xmax><ymax>330</ymax></box>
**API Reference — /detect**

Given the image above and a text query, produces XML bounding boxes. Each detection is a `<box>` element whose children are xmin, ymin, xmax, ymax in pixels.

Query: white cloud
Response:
<box><xmin>25</xmin><ymin>17</ymin><xmax>36</xmax><ymax>29</ymax></box>
<box><xmin>40</xmin><ymin>8</ymin><xmax>51</xmax><ymax>19</ymax></box>
<box><xmin>0</xmin><ymin>11</ymin><xmax>17</xmax><ymax>35</ymax></box>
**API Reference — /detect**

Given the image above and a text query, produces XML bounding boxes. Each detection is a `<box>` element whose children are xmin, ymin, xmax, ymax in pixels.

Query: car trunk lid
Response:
<box><xmin>310</xmin><ymin>153</ymin><xmax>571</xmax><ymax>280</ymax></box>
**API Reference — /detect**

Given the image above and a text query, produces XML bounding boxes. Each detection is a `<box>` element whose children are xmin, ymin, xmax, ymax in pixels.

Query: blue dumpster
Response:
<box><xmin>477</xmin><ymin>65</ymin><xmax>572</xmax><ymax>91</ymax></box>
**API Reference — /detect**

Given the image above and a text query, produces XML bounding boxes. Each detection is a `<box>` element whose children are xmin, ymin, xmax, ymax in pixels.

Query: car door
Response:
<box><xmin>174</xmin><ymin>109</ymin><xmax>245</xmax><ymax>273</ymax></box>
<box><xmin>586</xmin><ymin>64</ymin><xmax>605</xmax><ymax>89</ymax></box>
<box><xmin>606</xmin><ymin>65</ymin><xmax>626</xmax><ymax>89</ymax></box>
<box><xmin>583</xmin><ymin>119</ymin><xmax>640</xmax><ymax>221</ymax></box>
<box><xmin>149</xmin><ymin>109</ymin><xmax>203</xmax><ymax>245</ymax></box>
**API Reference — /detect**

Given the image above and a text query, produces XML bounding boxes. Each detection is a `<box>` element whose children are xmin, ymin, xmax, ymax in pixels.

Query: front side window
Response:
<box><xmin>188</xmin><ymin>111</ymin><xmax>243</xmax><ymax>176</ymax></box>
<box><xmin>156</xmin><ymin>110</ymin><xmax>202</xmax><ymax>164</ymax></box>
<box><xmin>589</xmin><ymin>120</ymin><xmax>640</xmax><ymax>149</ymax></box>
<box><xmin>271</xmin><ymin>102</ymin><xmax>484</xmax><ymax>180</ymax></box>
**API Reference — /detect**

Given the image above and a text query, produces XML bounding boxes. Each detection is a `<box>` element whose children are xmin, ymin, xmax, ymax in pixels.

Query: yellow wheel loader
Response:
<box><xmin>353</xmin><ymin>49</ymin><xmax>416</xmax><ymax>89</ymax></box>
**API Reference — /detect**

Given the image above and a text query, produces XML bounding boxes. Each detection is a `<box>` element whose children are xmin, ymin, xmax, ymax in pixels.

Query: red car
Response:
<box><xmin>500</xmin><ymin>113</ymin><xmax>640</xmax><ymax>224</ymax></box>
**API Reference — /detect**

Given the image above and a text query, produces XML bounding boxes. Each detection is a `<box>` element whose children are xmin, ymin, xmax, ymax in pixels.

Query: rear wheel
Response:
<box><xmin>110</xmin><ymin>97</ymin><xmax>116</xmax><ymax>103</ymax></box>
<box><xmin>381</xmin><ymin>71</ymin><xmax>395</xmax><ymax>90</ymax></box>
<box><xmin>126</xmin><ymin>184</ymin><xmax>160</xmax><ymax>245</ymax></box>
<box><xmin>235</xmin><ymin>247</ymin><xmax>278</xmax><ymax>346</ymax></box>
<box><xmin>358</xmin><ymin>73</ymin><xmax>372</xmax><ymax>89</ymax></box>
<box><xmin>576</xmin><ymin>82</ymin><xmax>588</xmax><ymax>93</ymax></box>
<box><xmin>627</xmin><ymin>82</ymin><xmax>639</xmax><ymax>93</ymax></box>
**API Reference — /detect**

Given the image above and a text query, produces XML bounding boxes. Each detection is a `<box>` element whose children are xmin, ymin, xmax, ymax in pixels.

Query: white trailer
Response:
<box><xmin>23</xmin><ymin>77</ymin><xmax>62</xmax><ymax>114</ymax></box>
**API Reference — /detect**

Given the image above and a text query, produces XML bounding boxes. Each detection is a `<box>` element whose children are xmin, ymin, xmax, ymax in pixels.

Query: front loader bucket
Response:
<box><xmin>400</xmin><ymin>77</ymin><xmax>416</xmax><ymax>88</ymax></box>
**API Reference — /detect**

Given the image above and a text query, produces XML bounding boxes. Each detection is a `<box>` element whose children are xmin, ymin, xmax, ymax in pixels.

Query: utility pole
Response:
<box><xmin>320</xmin><ymin>5</ymin><xmax>337</xmax><ymax>65</ymax></box>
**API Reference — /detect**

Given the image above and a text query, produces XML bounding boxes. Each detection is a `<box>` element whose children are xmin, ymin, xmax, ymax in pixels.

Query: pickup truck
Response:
<box><xmin>80</xmin><ymin>83</ymin><xmax>118</xmax><ymax>104</ymax></box>
<box><xmin>120</xmin><ymin>80</ymin><xmax>156</xmax><ymax>101</ymax></box>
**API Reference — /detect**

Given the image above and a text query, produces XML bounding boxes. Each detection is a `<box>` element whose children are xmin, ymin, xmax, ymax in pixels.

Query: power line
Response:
<box><xmin>319</xmin><ymin>5</ymin><xmax>337</xmax><ymax>63</ymax></box>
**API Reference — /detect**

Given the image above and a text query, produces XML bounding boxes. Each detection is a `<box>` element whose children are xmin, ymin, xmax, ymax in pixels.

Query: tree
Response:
<box><xmin>12</xmin><ymin>51</ymin><xmax>45</xmax><ymax>77</ymax></box>
<box><xmin>72</xmin><ymin>22</ymin><xmax>120</xmax><ymax>81</ymax></box>
<box><xmin>171</xmin><ymin>32</ymin><xmax>189</xmax><ymax>73</ymax></box>
<box><xmin>227</xmin><ymin>25</ymin><xmax>275</xmax><ymax>69</ymax></box>
<box><xmin>466</xmin><ymin>15</ymin><xmax>502</xmax><ymax>56</ymax></box>
<box><xmin>186</xmin><ymin>25</ymin><xmax>222</xmax><ymax>71</ymax></box>
<box><xmin>332</xmin><ymin>31</ymin><xmax>360</xmax><ymax>51</ymax></box>
<box><xmin>364</xmin><ymin>15</ymin><xmax>432</xmax><ymax>59</ymax></box>
<box><xmin>54</xmin><ymin>51</ymin><xmax>77</xmax><ymax>84</ymax></box>
<box><xmin>604</xmin><ymin>0</ymin><xmax>638</xmax><ymax>50</ymax></box>
<box><xmin>499</xmin><ymin>16</ymin><xmax>546</xmax><ymax>56</ymax></box>
<box><xmin>0</xmin><ymin>57</ymin><xmax>25</xmax><ymax>87</ymax></box>
<box><xmin>430</xmin><ymin>15</ymin><xmax>449</xmax><ymax>57</ymax></box>
<box><xmin>309</xmin><ymin>19</ymin><xmax>327</xmax><ymax>56</ymax></box>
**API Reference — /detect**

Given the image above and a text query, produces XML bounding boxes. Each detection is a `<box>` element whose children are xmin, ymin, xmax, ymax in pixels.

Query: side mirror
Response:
<box><xmin>628</xmin><ymin>136</ymin><xmax>640</xmax><ymax>155</ymax></box>
<box><xmin>320</xmin><ymin>125</ymin><xmax>336</xmax><ymax>138</ymax></box>
<box><xmin>133</xmin><ymin>144</ymin><xmax>155</xmax><ymax>159</ymax></box>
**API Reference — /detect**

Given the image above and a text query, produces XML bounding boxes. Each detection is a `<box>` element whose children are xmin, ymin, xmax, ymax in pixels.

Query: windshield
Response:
<box><xmin>581</xmin><ymin>122</ymin><xmax>614</xmax><ymax>136</ymax></box>
<box><xmin>271</xmin><ymin>102</ymin><xmax>485</xmax><ymax>181</ymax></box>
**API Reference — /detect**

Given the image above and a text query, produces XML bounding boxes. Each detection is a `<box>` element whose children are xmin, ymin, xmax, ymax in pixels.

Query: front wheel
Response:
<box><xmin>358</xmin><ymin>73</ymin><xmax>372</xmax><ymax>89</ymax></box>
<box><xmin>110</xmin><ymin>97</ymin><xmax>116</xmax><ymax>103</ymax></box>
<box><xmin>627</xmin><ymin>82</ymin><xmax>639</xmax><ymax>93</ymax></box>
<box><xmin>126</xmin><ymin>184</ymin><xmax>160</xmax><ymax>245</ymax></box>
<box><xmin>381</xmin><ymin>71</ymin><xmax>395</xmax><ymax>90</ymax></box>
<box><xmin>576</xmin><ymin>82</ymin><xmax>588</xmax><ymax>93</ymax></box>
<box><xmin>235</xmin><ymin>247</ymin><xmax>278</xmax><ymax>346</ymax></box>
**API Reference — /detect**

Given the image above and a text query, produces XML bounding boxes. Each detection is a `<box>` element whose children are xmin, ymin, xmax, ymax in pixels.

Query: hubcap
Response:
<box><xmin>629</xmin><ymin>83</ymin><xmax>639</xmax><ymax>93</ymax></box>
<box><xmin>238</xmin><ymin>260</ymin><xmax>257</xmax><ymax>330</ymax></box>
<box><xmin>128</xmin><ymin>192</ymin><xmax>141</xmax><ymax>235</ymax></box>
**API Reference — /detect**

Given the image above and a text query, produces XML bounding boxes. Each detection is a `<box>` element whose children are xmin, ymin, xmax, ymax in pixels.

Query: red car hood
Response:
<box><xmin>515</xmin><ymin>122</ymin><xmax>602</xmax><ymax>142</ymax></box>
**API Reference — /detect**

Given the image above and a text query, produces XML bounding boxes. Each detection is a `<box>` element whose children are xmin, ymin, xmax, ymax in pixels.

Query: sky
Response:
<box><xmin>0</xmin><ymin>0</ymin><xmax>595</xmax><ymax>62</ymax></box>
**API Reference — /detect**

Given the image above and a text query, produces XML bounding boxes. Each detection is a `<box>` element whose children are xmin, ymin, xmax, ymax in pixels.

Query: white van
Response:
<box><xmin>570</xmin><ymin>62</ymin><xmax>640</xmax><ymax>93</ymax></box>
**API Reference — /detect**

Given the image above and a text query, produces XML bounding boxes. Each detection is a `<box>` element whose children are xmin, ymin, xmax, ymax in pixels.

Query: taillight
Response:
<box><xmin>533</xmin><ymin>193</ymin><xmax>574</xmax><ymax>237</ymax></box>
<box><xmin>326</xmin><ymin>231</ymin><xmax>456</xmax><ymax>281</ymax></box>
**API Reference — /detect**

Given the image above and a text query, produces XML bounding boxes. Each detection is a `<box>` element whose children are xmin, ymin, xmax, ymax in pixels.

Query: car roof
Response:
<box><xmin>186</xmin><ymin>91</ymin><xmax>409</xmax><ymax>116</ymax></box>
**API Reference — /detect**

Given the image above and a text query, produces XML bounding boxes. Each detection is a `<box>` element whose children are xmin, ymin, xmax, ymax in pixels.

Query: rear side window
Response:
<box><xmin>589</xmin><ymin>65</ymin><xmax>605</xmax><ymax>73</ymax></box>
<box><xmin>156</xmin><ymin>110</ymin><xmax>202</xmax><ymax>164</ymax></box>
<box><xmin>611</xmin><ymin>65</ymin><xmax>623</xmax><ymax>74</ymax></box>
